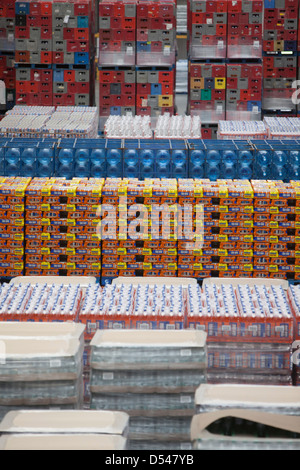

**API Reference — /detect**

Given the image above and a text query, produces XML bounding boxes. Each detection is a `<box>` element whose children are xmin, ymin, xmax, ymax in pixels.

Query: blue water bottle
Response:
<box><xmin>5</xmin><ymin>147</ymin><xmax>21</xmax><ymax>176</ymax></box>
<box><xmin>21</xmin><ymin>147</ymin><xmax>37</xmax><ymax>177</ymax></box>
<box><xmin>90</xmin><ymin>148</ymin><xmax>106</xmax><ymax>178</ymax></box>
<box><xmin>140</xmin><ymin>149</ymin><xmax>155</xmax><ymax>179</ymax></box>
<box><xmin>57</xmin><ymin>148</ymin><xmax>74</xmax><ymax>179</ymax></box>
<box><xmin>74</xmin><ymin>148</ymin><xmax>91</xmax><ymax>178</ymax></box>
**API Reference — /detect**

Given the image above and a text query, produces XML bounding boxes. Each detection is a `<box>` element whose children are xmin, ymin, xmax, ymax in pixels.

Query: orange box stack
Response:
<box><xmin>24</xmin><ymin>177</ymin><xmax>103</xmax><ymax>277</ymax></box>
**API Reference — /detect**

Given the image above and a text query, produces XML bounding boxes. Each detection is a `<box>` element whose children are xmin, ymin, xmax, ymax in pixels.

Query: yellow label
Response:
<box><xmin>67</xmin><ymin>187</ymin><xmax>77</xmax><ymax>197</ymax></box>
<box><xmin>67</xmin><ymin>219</ymin><xmax>76</xmax><ymax>226</ymax></box>
<box><xmin>269</xmin><ymin>265</ymin><xmax>278</xmax><ymax>272</ymax></box>
<box><xmin>14</xmin><ymin>233</ymin><xmax>24</xmax><ymax>241</ymax></box>
<box><xmin>41</xmin><ymin>233</ymin><xmax>50</xmax><ymax>241</ymax></box>
<box><xmin>219</xmin><ymin>220</ymin><xmax>228</xmax><ymax>227</ymax></box>
<box><xmin>143</xmin><ymin>263</ymin><xmax>152</xmax><ymax>270</ymax></box>
<box><xmin>270</xmin><ymin>190</ymin><xmax>279</xmax><ymax>199</ymax></box>
<box><xmin>91</xmin><ymin>248</ymin><xmax>101</xmax><ymax>256</ymax></box>
<box><xmin>14</xmin><ymin>263</ymin><xmax>23</xmax><ymax>270</ymax></box>
<box><xmin>41</xmin><ymin>218</ymin><xmax>50</xmax><ymax>226</ymax></box>
<box><xmin>243</xmin><ymin>220</ymin><xmax>253</xmax><ymax>228</ymax></box>
<box><xmin>244</xmin><ymin>264</ymin><xmax>253</xmax><ymax>271</ymax></box>
<box><xmin>41</xmin><ymin>187</ymin><xmax>51</xmax><ymax>197</ymax></box>
<box><xmin>194</xmin><ymin>187</ymin><xmax>203</xmax><ymax>198</ymax></box>
<box><xmin>193</xmin><ymin>263</ymin><xmax>203</xmax><ymax>270</ymax></box>
<box><xmin>117</xmin><ymin>248</ymin><xmax>127</xmax><ymax>255</ymax></box>
<box><xmin>218</xmin><ymin>264</ymin><xmax>228</xmax><ymax>271</ymax></box>
<box><xmin>67</xmin><ymin>263</ymin><xmax>76</xmax><ymax>270</ymax></box>
<box><xmin>218</xmin><ymin>249</ymin><xmax>228</xmax><ymax>256</ymax></box>
<box><xmin>66</xmin><ymin>234</ymin><xmax>76</xmax><ymax>241</ymax></box>
<box><xmin>41</xmin><ymin>248</ymin><xmax>50</xmax><ymax>255</ymax></box>
<box><xmin>244</xmin><ymin>250</ymin><xmax>253</xmax><ymax>257</ymax></box>
<box><xmin>92</xmin><ymin>189</ymin><xmax>102</xmax><ymax>197</ymax></box>
<box><xmin>14</xmin><ymin>219</ymin><xmax>24</xmax><ymax>226</ymax></box>
<box><xmin>91</xmin><ymin>263</ymin><xmax>101</xmax><ymax>270</ymax></box>
<box><xmin>41</xmin><ymin>262</ymin><xmax>50</xmax><ymax>269</ymax></box>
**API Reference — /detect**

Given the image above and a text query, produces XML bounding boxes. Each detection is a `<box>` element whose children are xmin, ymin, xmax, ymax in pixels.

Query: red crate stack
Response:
<box><xmin>0</xmin><ymin>1</ymin><xmax>15</xmax><ymax>52</ymax></box>
<box><xmin>136</xmin><ymin>67</ymin><xmax>175</xmax><ymax>117</ymax></box>
<box><xmin>15</xmin><ymin>66</ymin><xmax>53</xmax><ymax>106</ymax></box>
<box><xmin>0</xmin><ymin>54</ymin><xmax>15</xmax><ymax>112</ymax></box>
<box><xmin>14</xmin><ymin>0</ymin><xmax>95</xmax><ymax>107</ymax></box>
<box><xmin>188</xmin><ymin>0</ymin><xmax>228</xmax><ymax>59</ymax></box>
<box><xmin>264</xmin><ymin>0</ymin><xmax>298</xmax><ymax>54</ymax></box>
<box><xmin>263</xmin><ymin>54</ymin><xmax>297</xmax><ymax>113</ymax></box>
<box><xmin>99</xmin><ymin>66</ymin><xmax>136</xmax><ymax>127</ymax></box>
<box><xmin>0</xmin><ymin>1</ymin><xmax>16</xmax><ymax>114</ymax></box>
<box><xmin>226</xmin><ymin>62</ymin><xmax>263</xmax><ymax>119</ymax></box>
<box><xmin>227</xmin><ymin>0</ymin><xmax>263</xmax><ymax>59</ymax></box>
<box><xmin>99</xmin><ymin>0</ymin><xmax>137</xmax><ymax>66</ymax></box>
<box><xmin>188</xmin><ymin>62</ymin><xmax>226</xmax><ymax>122</ymax></box>
<box><xmin>136</xmin><ymin>0</ymin><xmax>176</xmax><ymax>67</ymax></box>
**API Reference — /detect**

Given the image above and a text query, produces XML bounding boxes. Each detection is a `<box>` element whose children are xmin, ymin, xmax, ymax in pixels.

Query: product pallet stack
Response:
<box><xmin>187</xmin><ymin>0</ymin><xmax>263</xmax><ymax>133</ymax></box>
<box><xmin>187</xmin><ymin>283</ymin><xmax>294</xmax><ymax>386</ymax></box>
<box><xmin>98</xmin><ymin>0</ymin><xmax>137</xmax><ymax>129</ymax></box>
<box><xmin>177</xmin><ymin>178</ymin><xmax>255</xmax><ymax>281</ymax></box>
<box><xmin>0</xmin><ymin>321</ymin><xmax>85</xmax><ymax>421</ymax></box>
<box><xmin>98</xmin><ymin>0</ymin><xmax>177</xmax><ymax>130</ymax></box>
<box><xmin>226</xmin><ymin>0</ymin><xmax>263</xmax><ymax>120</ymax></box>
<box><xmin>98</xmin><ymin>66</ymin><xmax>136</xmax><ymax>131</ymax></box>
<box><xmin>188</xmin><ymin>61</ymin><xmax>226</xmax><ymax>124</ymax></box>
<box><xmin>187</xmin><ymin>0</ymin><xmax>227</xmax><ymax>134</ymax></box>
<box><xmin>100</xmin><ymin>178</ymin><xmax>178</xmax><ymax>285</ymax></box>
<box><xmin>0</xmin><ymin>177</ymin><xmax>31</xmax><ymax>281</ymax></box>
<box><xmin>191</xmin><ymin>384</ymin><xmax>300</xmax><ymax>450</ymax></box>
<box><xmin>263</xmin><ymin>0</ymin><xmax>299</xmax><ymax>116</ymax></box>
<box><xmin>226</xmin><ymin>61</ymin><xmax>263</xmax><ymax>121</ymax></box>
<box><xmin>286</xmin><ymin>284</ymin><xmax>300</xmax><ymax>385</ymax></box>
<box><xmin>24</xmin><ymin>177</ymin><xmax>103</xmax><ymax>278</ymax></box>
<box><xmin>14</xmin><ymin>0</ymin><xmax>95</xmax><ymax>108</ymax></box>
<box><xmin>251</xmin><ymin>180</ymin><xmax>296</xmax><ymax>282</ymax></box>
<box><xmin>0</xmin><ymin>1</ymin><xmax>16</xmax><ymax>115</ymax></box>
<box><xmin>89</xmin><ymin>329</ymin><xmax>207</xmax><ymax>450</ymax></box>
<box><xmin>135</xmin><ymin>0</ymin><xmax>177</xmax><ymax>117</ymax></box>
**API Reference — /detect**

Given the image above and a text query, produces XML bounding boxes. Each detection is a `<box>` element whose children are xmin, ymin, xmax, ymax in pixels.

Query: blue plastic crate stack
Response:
<box><xmin>1</xmin><ymin>135</ymin><xmax>300</xmax><ymax>181</ymax></box>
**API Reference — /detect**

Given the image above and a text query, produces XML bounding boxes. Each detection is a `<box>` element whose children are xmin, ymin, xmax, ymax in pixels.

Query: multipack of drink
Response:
<box><xmin>187</xmin><ymin>283</ymin><xmax>294</xmax><ymax>343</ymax></box>
<box><xmin>104</xmin><ymin>115</ymin><xmax>152</xmax><ymax>139</ymax></box>
<box><xmin>217</xmin><ymin>120</ymin><xmax>267</xmax><ymax>140</ymax></box>
<box><xmin>154</xmin><ymin>115</ymin><xmax>201</xmax><ymax>139</ymax></box>
<box><xmin>79</xmin><ymin>282</ymin><xmax>186</xmax><ymax>339</ymax></box>
<box><xmin>0</xmin><ymin>281</ymin><xmax>83</xmax><ymax>322</ymax></box>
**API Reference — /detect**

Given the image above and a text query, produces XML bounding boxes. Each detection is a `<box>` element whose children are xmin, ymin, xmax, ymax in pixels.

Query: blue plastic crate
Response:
<box><xmin>123</xmin><ymin>139</ymin><xmax>140</xmax><ymax>179</ymax></box>
<box><xmin>170</xmin><ymin>139</ymin><xmax>188</xmax><ymax>179</ymax></box>
<box><xmin>106</xmin><ymin>139</ymin><xmax>123</xmax><ymax>178</ymax></box>
<box><xmin>55</xmin><ymin>139</ymin><xmax>76</xmax><ymax>179</ymax></box>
